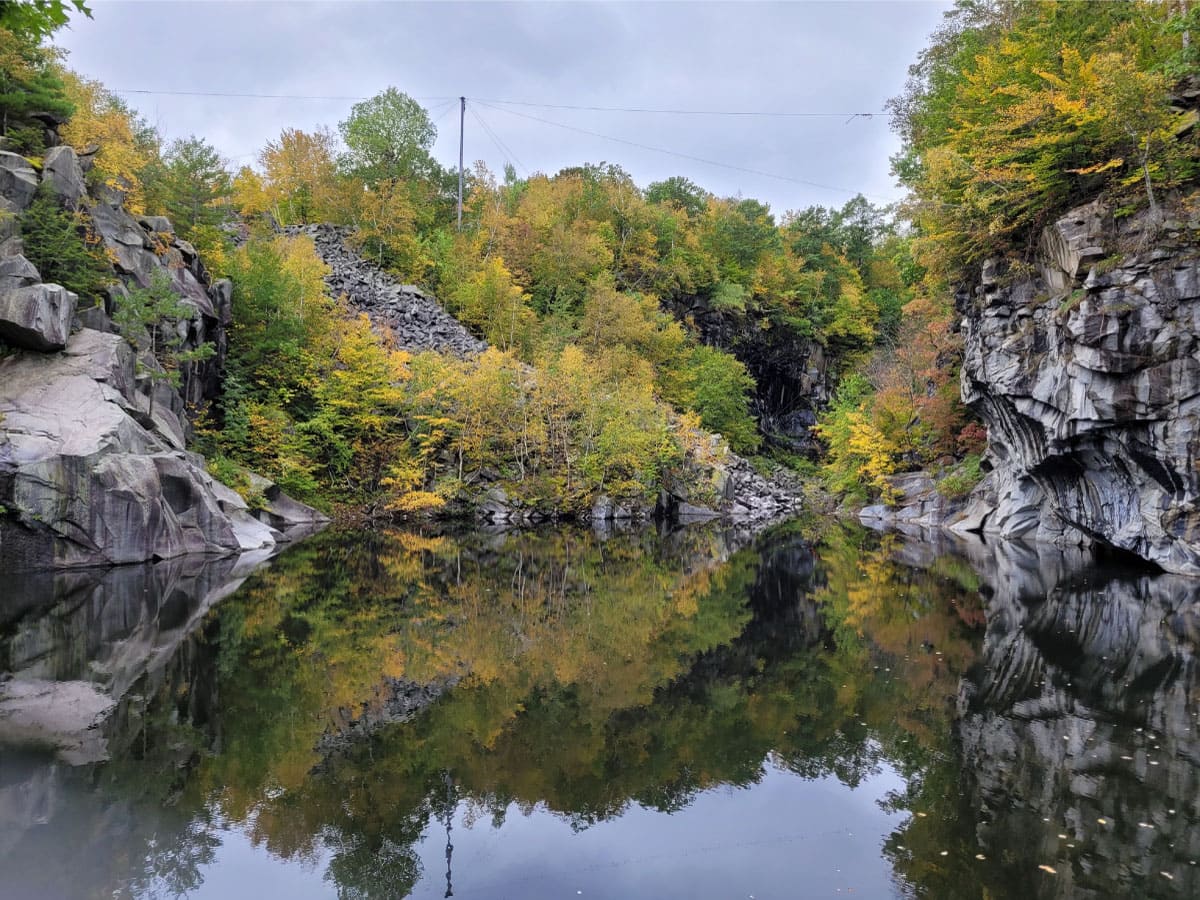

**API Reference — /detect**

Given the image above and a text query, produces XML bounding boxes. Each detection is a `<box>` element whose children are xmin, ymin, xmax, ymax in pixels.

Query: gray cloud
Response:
<box><xmin>61</xmin><ymin>0</ymin><xmax>950</xmax><ymax>215</ymax></box>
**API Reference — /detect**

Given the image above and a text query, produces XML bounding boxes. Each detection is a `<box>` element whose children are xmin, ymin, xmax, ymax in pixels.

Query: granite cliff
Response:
<box><xmin>950</xmin><ymin>194</ymin><xmax>1200</xmax><ymax>574</ymax></box>
<box><xmin>0</xmin><ymin>145</ymin><xmax>324</xmax><ymax>571</ymax></box>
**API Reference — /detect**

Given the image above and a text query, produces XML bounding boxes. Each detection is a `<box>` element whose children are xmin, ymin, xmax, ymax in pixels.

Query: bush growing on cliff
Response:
<box><xmin>19</xmin><ymin>183</ymin><xmax>112</xmax><ymax>305</ymax></box>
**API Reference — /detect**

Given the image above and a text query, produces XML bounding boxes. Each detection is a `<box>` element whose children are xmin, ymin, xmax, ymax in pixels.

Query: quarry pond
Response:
<box><xmin>2</xmin><ymin>522</ymin><xmax>1198</xmax><ymax>900</ymax></box>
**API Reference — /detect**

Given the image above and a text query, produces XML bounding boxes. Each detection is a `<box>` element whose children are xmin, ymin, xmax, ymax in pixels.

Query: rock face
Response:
<box><xmin>666</xmin><ymin>294</ymin><xmax>829</xmax><ymax>453</ymax></box>
<box><xmin>0</xmin><ymin>144</ymin><xmax>325</xmax><ymax>571</ymax></box>
<box><xmin>284</xmin><ymin>223</ymin><xmax>486</xmax><ymax>357</ymax></box>
<box><xmin>859</xmin><ymin>471</ymin><xmax>968</xmax><ymax>532</ymax></box>
<box><xmin>0</xmin><ymin>329</ymin><xmax>324</xmax><ymax>570</ymax></box>
<box><xmin>953</xmin><ymin>195</ymin><xmax>1200</xmax><ymax>574</ymax></box>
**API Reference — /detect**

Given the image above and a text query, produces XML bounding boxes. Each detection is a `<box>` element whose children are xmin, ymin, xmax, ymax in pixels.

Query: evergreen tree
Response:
<box><xmin>19</xmin><ymin>182</ymin><xmax>112</xmax><ymax>306</ymax></box>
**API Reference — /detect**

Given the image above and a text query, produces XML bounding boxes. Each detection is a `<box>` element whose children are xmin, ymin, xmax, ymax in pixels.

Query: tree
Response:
<box><xmin>0</xmin><ymin>0</ymin><xmax>90</xmax><ymax>44</ymax></box>
<box><xmin>645</xmin><ymin>176</ymin><xmax>709</xmax><ymax>218</ymax></box>
<box><xmin>154</xmin><ymin>136</ymin><xmax>231</xmax><ymax>238</ymax></box>
<box><xmin>0</xmin><ymin>25</ymin><xmax>72</xmax><ymax>151</ymax></box>
<box><xmin>59</xmin><ymin>69</ymin><xmax>153</xmax><ymax>207</ymax></box>
<box><xmin>669</xmin><ymin>345</ymin><xmax>761</xmax><ymax>454</ymax></box>
<box><xmin>338</xmin><ymin>87</ymin><xmax>439</xmax><ymax>186</ymax></box>
<box><xmin>19</xmin><ymin>182</ymin><xmax>112</xmax><ymax>306</ymax></box>
<box><xmin>258</xmin><ymin>127</ymin><xmax>339</xmax><ymax>225</ymax></box>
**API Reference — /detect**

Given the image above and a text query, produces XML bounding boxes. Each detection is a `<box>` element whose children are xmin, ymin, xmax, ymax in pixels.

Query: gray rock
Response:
<box><xmin>591</xmin><ymin>493</ymin><xmax>614</xmax><ymax>521</ymax></box>
<box><xmin>0</xmin><ymin>152</ymin><xmax>38</xmax><ymax>211</ymax></box>
<box><xmin>858</xmin><ymin>470</ymin><xmax>968</xmax><ymax>531</ymax></box>
<box><xmin>950</xmin><ymin>197</ymin><xmax>1200</xmax><ymax>574</ymax></box>
<box><xmin>0</xmin><ymin>282</ymin><xmax>76</xmax><ymax>351</ymax></box>
<box><xmin>40</xmin><ymin>146</ymin><xmax>86</xmax><ymax>208</ymax></box>
<box><xmin>0</xmin><ymin>328</ymin><xmax>321</xmax><ymax>570</ymax></box>
<box><xmin>281</xmin><ymin>223</ymin><xmax>487</xmax><ymax>358</ymax></box>
<box><xmin>138</xmin><ymin>215</ymin><xmax>174</xmax><ymax>235</ymax></box>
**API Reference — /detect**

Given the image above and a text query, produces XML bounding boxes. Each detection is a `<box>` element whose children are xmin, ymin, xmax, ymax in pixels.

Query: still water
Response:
<box><xmin>1</xmin><ymin>522</ymin><xmax>1197</xmax><ymax>899</ymax></box>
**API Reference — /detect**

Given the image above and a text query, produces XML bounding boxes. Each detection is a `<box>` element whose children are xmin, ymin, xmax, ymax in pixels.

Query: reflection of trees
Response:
<box><xmin>14</xmin><ymin>522</ymin><xmax>1032</xmax><ymax>900</ymax></box>
<box><xmin>175</xmin><ymin>522</ymin><xmax>988</xmax><ymax>900</ymax></box>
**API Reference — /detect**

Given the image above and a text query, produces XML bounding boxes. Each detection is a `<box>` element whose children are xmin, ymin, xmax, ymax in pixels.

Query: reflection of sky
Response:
<box><xmin>187</xmin><ymin>828</ymin><xmax>333</xmax><ymax>900</ymax></box>
<box><xmin>413</xmin><ymin>763</ymin><xmax>906</xmax><ymax>899</ymax></box>
<box><xmin>185</xmin><ymin>762</ymin><xmax>906</xmax><ymax>900</ymax></box>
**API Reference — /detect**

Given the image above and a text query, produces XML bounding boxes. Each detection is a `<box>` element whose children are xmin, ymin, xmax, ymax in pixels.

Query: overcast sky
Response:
<box><xmin>58</xmin><ymin>1</ymin><xmax>951</xmax><ymax>216</ymax></box>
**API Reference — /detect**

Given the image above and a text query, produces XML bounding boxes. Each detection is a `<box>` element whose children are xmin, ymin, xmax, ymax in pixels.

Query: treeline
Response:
<box><xmin>2</xmin><ymin>0</ymin><xmax>948</xmax><ymax>515</ymax></box>
<box><xmin>21</xmin><ymin>2</ymin><xmax>1181</xmax><ymax>511</ymax></box>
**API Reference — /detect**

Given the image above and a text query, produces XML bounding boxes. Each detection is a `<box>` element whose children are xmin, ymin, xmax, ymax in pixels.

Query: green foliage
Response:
<box><xmin>816</xmin><ymin>372</ymin><xmax>891</xmax><ymax>503</ymax></box>
<box><xmin>0</xmin><ymin>23</ymin><xmax>73</xmax><ymax>153</ymax></box>
<box><xmin>338</xmin><ymin>86</ymin><xmax>440</xmax><ymax>186</ymax></box>
<box><xmin>668</xmin><ymin>345</ymin><xmax>761</xmax><ymax>454</ymax></box>
<box><xmin>891</xmin><ymin>0</ymin><xmax>1200</xmax><ymax>272</ymax></box>
<box><xmin>936</xmin><ymin>453</ymin><xmax>983</xmax><ymax>499</ymax></box>
<box><xmin>0</xmin><ymin>0</ymin><xmax>90</xmax><ymax>43</ymax></box>
<box><xmin>19</xmin><ymin>182</ymin><xmax>111</xmax><ymax>306</ymax></box>
<box><xmin>146</xmin><ymin>135</ymin><xmax>231</xmax><ymax>239</ymax></box>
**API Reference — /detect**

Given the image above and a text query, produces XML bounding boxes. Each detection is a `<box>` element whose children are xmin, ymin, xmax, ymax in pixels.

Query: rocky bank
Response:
<box><xmin>951</xmin><ymin>194</ymin><xmax>1200</xmax><ymax>574</ymax></box>
<box><xmin>0</xmin><ymin>146</ymin><xmax>324</xmax><ymax>571</ymax></box>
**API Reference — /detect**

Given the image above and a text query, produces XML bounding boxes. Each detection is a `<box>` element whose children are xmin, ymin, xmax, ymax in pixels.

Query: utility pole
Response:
<box><xmin>457</xmin><ymin>96</ymin><xmax>465</xmax><ymax>231</ymax></box>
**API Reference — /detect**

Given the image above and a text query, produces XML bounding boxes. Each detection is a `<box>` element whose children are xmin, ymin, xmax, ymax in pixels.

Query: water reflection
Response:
<box><xmin>0</xmin><ymin>523</ymin><xmax>1197</xmax><ymax>898</ymax></box>
<box><xmin>954</xmin><ymin>540</ymin><xmax>1200</xmax><ymax>898</ymax></box>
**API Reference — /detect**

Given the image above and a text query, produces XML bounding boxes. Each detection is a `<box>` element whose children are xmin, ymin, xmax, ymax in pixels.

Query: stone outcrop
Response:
<box><xmin>952</xmin><ymin>194</ymin><xmax>1200</xmax><ymax>574</ymax></box>
<box><xmin>0</xmin><ymin>328</ymin><xmax>324</xmax><ymax>570</ymax></box>
<box><xmin>859</xmin><ymin>471</ymin><xmax>968</xmax><ymax>532</ymax></box>
<box><xmin>0</xmin><ymin>143</ymin><xmax>325</xmax><ymax>571</ymax></box>
<box><xmin>284</xmin><ymin>223</ymin><xmax>486</xmax><ymax>357</ymax></box>
<box><xmin>666</xmin><ymin>294</ymin><xmax>829</xmax><ymax>454</ymax></box>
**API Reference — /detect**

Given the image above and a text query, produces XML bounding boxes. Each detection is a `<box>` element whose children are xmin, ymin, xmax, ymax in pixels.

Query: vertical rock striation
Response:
<box><xmin>953</xmin><ymin>195</ymin><xmax>1200</xmax><ymax>574</ymax></box>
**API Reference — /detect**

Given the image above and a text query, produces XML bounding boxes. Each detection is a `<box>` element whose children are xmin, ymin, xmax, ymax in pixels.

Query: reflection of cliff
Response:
<box><xmin>955</xmin><ymin>540</ymin><xmax>1200</xmax><ymax>898</ymax></box>
<box><xmin>0</xmin><ymin>552</ymin><xmax>265</xmax><ymax>764</ymax></box>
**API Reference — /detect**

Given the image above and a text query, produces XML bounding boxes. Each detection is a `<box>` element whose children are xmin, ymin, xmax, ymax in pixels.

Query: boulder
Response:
<box><xmin>0</xmin><ymin>282</ymin><xmax>76</xmax><ymax>351</ymax></box>
<box><xmin>0</xmin><ymin>152</ymin><xmax>38</xmax><ymax>211</ymax></box>
<box><xmin>137</xmin><ymin>215</ymin><xmax>174</xmax><ymax>235</ymax></box>
<box><xmin>0</xmin><ymin>328</ymin><xmax>321</xmax><ymax>570</ymax></box>
<box><xmin>40</xmin><ymin>146</ymin><xmax>86</xmax><ymax>208</ymax></box>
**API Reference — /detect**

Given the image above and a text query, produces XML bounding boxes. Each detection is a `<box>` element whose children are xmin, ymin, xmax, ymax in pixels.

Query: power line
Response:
<box><xmin>112</xmin><ymin>88</ymin><xmax>455</xmax><ymax>103</ymax></box>
<box><xmin>470</xmin><ymin>105</ymin><xmax>527</xmax><ymax>175</ymax></box>
<box><xmin>110</xmin><ymin>88</ymin><xmax>883</xmax><ymax>120</ymax></box>
<box><xmin>474</xmin><ymin>100</ymin><xmax>871</xmax><ymax>199</ymax></box>
<box><xmin>472</xmin><ymin>97</ymin><xmax>885</xmax><ymax>119</ymax></box>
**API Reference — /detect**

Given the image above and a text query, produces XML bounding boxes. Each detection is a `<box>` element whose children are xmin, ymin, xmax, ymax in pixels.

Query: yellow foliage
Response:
<box><xmin>58</xmin><ymin>69</ymin><xmax>150</xmax><ymax>210</ymax></box>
